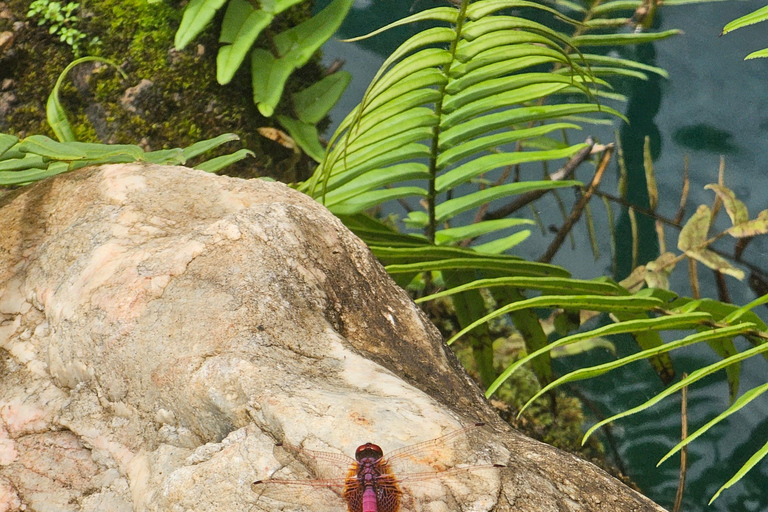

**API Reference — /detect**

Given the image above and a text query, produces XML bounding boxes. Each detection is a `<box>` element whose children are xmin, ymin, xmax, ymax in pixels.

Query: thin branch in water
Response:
<box><xmin>585</xmin><ymin>202</ymin><xmax>600</xmax><ymax>260</ymax></box>
<box><xmin>688</xmin><ymin>257</ymin><xmax>700</xmax><ymax>299</ymax></box>
<box><xmin>710</xmin><ymin>156</ymin><xmax>726</xmax><ymax>223</ymax></box>
<box><xmin>539</xmin><ymin>145</ymin><xmax>614</xmax><ymax>263</ymax></box>
<box><xmin>672</xmin><ymin>372</ymin><xmax>689</xmax><ymax>512</ymax></box>
<box><xmin>602</xmin><ymin>195</ymin><xmax>618</xmax><ymax>272</ymax></box>
<box><xmin>714</xmin><ymin>270</ymin><xmax>731</xmax><ymax>303</ymax></box>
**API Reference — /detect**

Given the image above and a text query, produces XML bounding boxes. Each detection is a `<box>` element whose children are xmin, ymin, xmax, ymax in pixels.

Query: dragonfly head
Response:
<box><xmin>354</xmin><ymin>442</ymin><xmax>383</xmax><ymax>462</ymax></box>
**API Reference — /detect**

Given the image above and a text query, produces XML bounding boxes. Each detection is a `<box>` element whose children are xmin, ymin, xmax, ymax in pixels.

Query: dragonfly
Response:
<box><xmin>251</xmin><ymin>422</ymin><xmax>506</xmax><ymax>512</ymax></box>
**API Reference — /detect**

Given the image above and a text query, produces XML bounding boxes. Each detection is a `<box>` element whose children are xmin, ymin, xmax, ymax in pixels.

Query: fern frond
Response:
<box><xmin>308</xmin><ymin>0</ymin><xmax>619</xmax><ymax>235</ymax></box>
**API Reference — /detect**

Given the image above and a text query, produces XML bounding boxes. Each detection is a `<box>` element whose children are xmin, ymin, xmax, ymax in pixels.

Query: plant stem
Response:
<box><xmin>425</xmin><ymin>0</ymin><xmax>469</xmax><ymax>243</ymax></box>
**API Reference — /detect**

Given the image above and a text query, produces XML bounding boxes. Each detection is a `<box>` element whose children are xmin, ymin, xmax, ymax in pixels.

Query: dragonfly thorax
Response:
<box><xmin>355</xmin><ymin>442</ymin><xmax>384</xmax><ymax>462</ymax></box>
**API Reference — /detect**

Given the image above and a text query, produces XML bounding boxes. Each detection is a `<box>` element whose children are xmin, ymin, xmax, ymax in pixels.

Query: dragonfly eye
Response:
<box><xmin>354</xmin><ymin>443</ymin><xmax>383</xmax><ymax>461</ymax></box>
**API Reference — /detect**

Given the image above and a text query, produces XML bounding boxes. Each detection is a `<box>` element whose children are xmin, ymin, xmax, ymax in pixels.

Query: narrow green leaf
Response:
<box><xmin>435</xmin><ymin>219</ymin><xmax>534</xmax><ymax>245</ymax></box>
<box><xmin>418</xmin><ymin>276</ymin><xmax>625</xmax><ymax>303</ymax></box>
<box><xmin>442</xmin><ymin>80</ymin><xmax>583</xmax><ymax>125</ymax></box>
<box><xmin>435</xmin><ymin>180</ymin><xmax>581</xmax><ymax>222</ymax></box>
<box><xmin>580</xmin><ymin>54</ymin><xmax>669</xmax><ymax>78</ymax></box>
<box><xmin>333</xmin><ymin>129</ymin><xmax>434</xmax><ymax>176</ymax></box>
<box><xmin>175</xmin><ymin>0</ymin><xmax>228</xmax><ymax>50</ymax></box>
<box><xmin>451</xmin><ymin>295</ymin><xmax>666</xmax><ymax>345</ymax></box>
<box><xmin>341</xmin><ymin>7</ymin><xmax>458</xmax><ymax>42</ymax></box>
<box><xmin>0</xmin><ymin>134</ymin><xmax>18</xmax><ymax>157</ymax></box>
<box><xmin>522</xmin><ymin>323</ymin><xmax>755</xmax><ymax>417</ymax></box>
<box><xmin>437</xmin><ymin>123</ymin><xmax>581</xmax><ymax>168</ymax></box>
<box><xmin>745</xmin><ymin>48</ymin><xmax>768</xmax><ymax>60</ymax></box>
<box><xmin>572</xmin><ymin>30</ymin><xmax>682</xmax><ymax>47</ymax></box>
<box><xmin>274</xmin><ymin>0</ymin><xmax>354</xmax><ymax>59</ymax></box>
<box><xmin>499</xmin><ymin>289</ymin><xmax>554</xmax><ymax>384</ymax></box>
<box><xmin>0</xmin><ymin>162</ymin><xmax>52</xmax><ymax>185</ymax></box>
<box><xmin>324</xmin><ymin>163</ymin><xmax>430</xmax><ymax>206</ymax></box>
<box><xmin>461</xmin><ymin>16</ymin><xmax>569</xmax><ymax>47</ymax></box>
<box><xmin>181</xmin><ymin>133</ymin><xmax>240</xmax><ymax>160</ymax></box>
<box><xmin>327</xmin><ymin>187</ymin><xmax>427</xmax><ymax>215</ymax></box>
<box><xmin>436</xmin><ymin>145</ymin><xmax>586</xmax><ymax>192</ymax></box>
<box><xmin>485</xmin><ymin>313</ymin><xmax>712</xmax><ymax>397</ymax></box>
<box><xmin>583</xmin><ymin>337</ymin><xmax>768</xmax><ymax>443</ymax></box>
<box><xmin>217</xmin><ymin>0</ymin><xmax>272</xmax><ymax>85</ymax></box>
<box><xmin>384</xmin><ymin>257</ymin><xmax>570</xmax><ymax>278</ymax></box>
<box><xmin>473</xmin><ymin>230</ymin><xmax>531</xmax><ymax>253</ymax></box>
<box><xmin>276</xmin><ymin>115</ymin><xmax>325</xmax><ymax>163</ymax></box>
<box><xmin>251</xmin><ymin>49</ymin><xmax>292</xmax><ymax>117</ymax></box>
<box><xmin>722</xmin><ymin>5</ymin><xmax>768</xmax><ymax>34</ymax></box>
<box><xmin>553</xmin><ymin>336</ymin><xmax>616</xmax><ymax>356</ymax></box>
<box><xmin>466</xmin><ymin>0</ymin><xmax>583</xmax><ymax>25</ymax></box>
<box><xmin>722</xmin><ymin>292</ymin><xmax>768</xmax><ymax>324</ymax></box>
<box><xmin>48</xmin><ymin>57</ymin><xmax>125</xmax><ymax>142</ymax></box>
<box><xmin>704</xmin><ymin>336</ymin><xmax>741</xmax><ymax>402</ymax></box>
<box><xmin>18</xmin><ymin>135</ymin><xmax>87</xmax><ymax>160</ymax></box>
<box><xmin>588</xmin><ymin>0</ymin><xmax>640</xmax><ymax>15</ymax></box>
<box><xmin>449</xmin><ymin>275</ymin><xmax>499</xmax><ymax>387</ymax></box>
<box><xmin>364</xmin><ymin>49</ymin><xmax>452</xmax><ymax>104</ymax></box>
<box><xmin>322</xmin><ymin>143</ymin><xmax>432</xmax><ymax>195</ymax></box>
<box><xmin>452</xmin><ymin>44</ymin><xmax>565</xmax><ymax>78</ymax></box>
<box><xmin>193</xmin><ymin>148</ymin><xmax>255</xmax><ymax>173</ymax></box>
<box><xmin>585</xmin><ymin>66</ymin><xmax>648</xmax><ymax>80</ymax></box>
<box><xmin>583</xmin><ymin>17</ymin><xmax>631</xmax><ymax>28</ymax></box>
<box><xmin>710</xmin><ymin>442</ymin><xmax>768</xmax><ymax>504</ymax></box>
<box><xmin>454</xmin><ymin>34</ymin><xmax>562</xmax><ymax>66</ymax></box>
<box><xmin>439</xmin><ymin>104</ymin><xmax>625</xmax><ymax>149</ymax></box>
<box><xmin>293</xmin><ymin>71</ymin><xmax>352</xmax><ymax>125</ymax></box>
<box><xmin>142</xmin><ymin>148</ymin><xmax>185</xmax><ymax>164</ymax></box>
<box><xmin>327</xmin><ymin>105</ymin><xmax>437</xmax><ymax>167</ymax></box>
<box><xmin>360</xmin><ymin>68</ymin><xmax>447</xmax><ymax>116</ymax></box>
<box><xmin>262</xmin><ymin>0</ymin><xmax>306</xmax><ymax>14</ymax></box>
<box><xmin>611</xmin><ymin>311</ymin><xmax>675</xmax><ymax>383</ymax></box>
<box><xmin>657</xmin><ymin>381</ymin><xmax>768</xmax><ymax>466</ymax></box>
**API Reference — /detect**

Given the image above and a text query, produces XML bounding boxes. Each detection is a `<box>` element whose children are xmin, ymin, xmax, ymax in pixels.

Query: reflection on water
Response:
<box><xmin>673</xmin><ymin>123</ymin><xmax>738</xmax><ymax>153</ymax></box>
<box><xmin>318</xmin><ymin>0</ymin><xmax>768</xmax><ymax>509</ymax></box>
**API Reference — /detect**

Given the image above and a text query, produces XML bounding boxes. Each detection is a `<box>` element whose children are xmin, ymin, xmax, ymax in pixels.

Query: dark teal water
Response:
<box><xmin>318</xmin><ymin>1</ymin><xmax>768</xmax><ymax>510</ymax></box>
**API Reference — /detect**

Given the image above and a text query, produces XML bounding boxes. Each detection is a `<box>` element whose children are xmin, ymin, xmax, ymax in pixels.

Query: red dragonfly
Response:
<box><xmin>251</xmin><ymin>422</ymin><xmax>505</xmax><ymax>512</ymax></box>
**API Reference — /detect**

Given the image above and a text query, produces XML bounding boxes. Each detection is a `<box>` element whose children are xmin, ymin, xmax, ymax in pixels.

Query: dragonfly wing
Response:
<box><xmin>250</xmin><ymin>476</ymin><xmax>350</xmax><ymax>512</ymax></box>
<box><xmin>395</xmin><ymin>466</ymin><xmax>505</xmax><ymax>512</ymax></box>
<box><xmin>279</xmin><ymin>441</ymin><xmax>357</xmax><ymax>477</ymax></box>
<box><xmin>385</xmin><ymin>424</ymin><xmax>487</xmax><ymax>475</ymax></box>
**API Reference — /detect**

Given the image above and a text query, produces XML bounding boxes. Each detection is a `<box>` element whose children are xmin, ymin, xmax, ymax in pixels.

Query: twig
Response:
<box><xmin>483</xmin><ymin>138</ymin><xmax>596</xmax><ymax>221</ymax></box>
<box><xmin>714</xmin><ymin>270</ymin><xmax>731</xmax><ymax>303</ymax></box>
<box><xmin>688</xmin><ymin>257</ymin><xmax>700</xmax><ymax>299</ymax></box>
<box><xmin>539</xmin><ymin>145</ymin><xmax>614</xmax><ymax>263</ymax></box>
<box><xmin>672</xmin><ymin>372</ymin><xmax>689</xmax><ymax>512</ymax></box>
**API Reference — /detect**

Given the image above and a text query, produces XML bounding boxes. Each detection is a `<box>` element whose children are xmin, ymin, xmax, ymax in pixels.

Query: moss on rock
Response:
<box><xmin>0</xmin><ymin>0</ymin><xmax>325</xmax><ymax>180</ymax></box>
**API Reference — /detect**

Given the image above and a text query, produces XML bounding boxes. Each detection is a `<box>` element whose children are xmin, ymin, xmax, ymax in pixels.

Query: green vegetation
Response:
<box><xmin>298</xmin><ymin>0</ymin><xmax>768</xmax><ymax>505</ymax></box>
<box><xmin>172</xmin><ymin>0</ymin><xmax>354</xmax><ymax>159</ymax></box>
<box><xmin>3</xmin><ymin>0</ymin><xmax>768</xmax><ymax>507</ymax></box>
<box><xmin>26</xmin><ymin>0</ymin><xmax>95</xmax><ymax>57</ymax></box>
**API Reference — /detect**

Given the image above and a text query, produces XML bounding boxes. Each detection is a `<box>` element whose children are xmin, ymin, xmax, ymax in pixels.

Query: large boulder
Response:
<box><xmin>0</xmin><ymin>164</ymin><xmax>665</xmax><ymax>511</ymax></box>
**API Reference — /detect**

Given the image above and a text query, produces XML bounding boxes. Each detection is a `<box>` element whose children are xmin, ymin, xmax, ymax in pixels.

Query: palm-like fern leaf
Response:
<box><xmin>299</xmin><ymin>0</ymin><xmax>628</xmax><ymax>245</ymax></box>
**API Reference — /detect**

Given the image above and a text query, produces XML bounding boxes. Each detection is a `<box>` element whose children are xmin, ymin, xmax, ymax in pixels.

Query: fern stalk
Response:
<box><xmin>425</xmin><ymin>0</ymin><xmax>470</xmax><ymax>243</ymax></box>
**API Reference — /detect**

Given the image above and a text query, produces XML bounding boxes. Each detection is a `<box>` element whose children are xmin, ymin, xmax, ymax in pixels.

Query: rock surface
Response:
<box><xmin>0</xmin><ymin>164</ymin><xmax>666</xmax><ymax>512</ymax></box>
